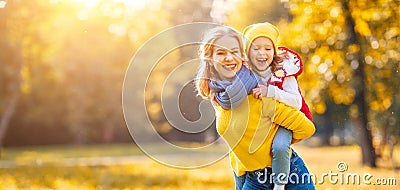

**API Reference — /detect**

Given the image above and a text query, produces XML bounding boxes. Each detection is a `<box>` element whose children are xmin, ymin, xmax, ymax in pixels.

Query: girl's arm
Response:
<box><xmin>266</xmin><ymin>76</ymin><xmax>302</xmax><ymax>110</ymax></box>
<box><xmin>254</xmin><ymin>48</ymin><xmax>304</xmax><ymax>109</ymax></box>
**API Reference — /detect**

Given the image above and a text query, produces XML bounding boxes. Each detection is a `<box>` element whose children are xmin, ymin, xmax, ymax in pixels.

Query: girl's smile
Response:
<box><xmin>255</xmin><ymin>57</ymin><xmax>268</xmax><ymax>67</ymax></box>
<box><xmin>249</xmin><ymin>37</ymin><xmax>275</xmax><ymax>71</ymax></box>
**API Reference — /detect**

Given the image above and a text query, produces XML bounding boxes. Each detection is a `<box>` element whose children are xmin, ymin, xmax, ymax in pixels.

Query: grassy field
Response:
<box><xmin>0</xmin><ymin>143</ymin><xmax>398</xmax><ymax>189</ymax></box>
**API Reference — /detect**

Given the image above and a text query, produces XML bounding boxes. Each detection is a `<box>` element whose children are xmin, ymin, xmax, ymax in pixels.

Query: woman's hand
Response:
<box><xmin>252</xmin><ymin>84</ymin><xmax>268</xmax><ymax>99</ymax></box>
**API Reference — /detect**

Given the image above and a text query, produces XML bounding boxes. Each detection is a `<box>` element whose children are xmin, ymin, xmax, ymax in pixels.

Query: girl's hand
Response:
<box><xmin>252</xmin><ymin>84</ymin><xmax>268</xmax><ymax>99</ymax></box>
<box><xmin>276</xmin><ymin>60</ymin><xmax>284</xmax><ymax>69</ymax></box>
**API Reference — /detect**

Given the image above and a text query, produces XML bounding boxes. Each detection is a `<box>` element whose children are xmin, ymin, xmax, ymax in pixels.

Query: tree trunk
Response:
<box><xmin>0</xmin><ymin>43</ymin><xmax>22</xmax><ymax>155</ymax></box>
<box><xmin>0</xmin><ymin>93</ymin><xmax>19</xmax><ymax>146</ymax></box>
<box><xmin>320</xmin><ymin>107</ymin><xmax>334</xmax><ymax>146</ymax></box>
<box><xmin>343</xmin><ymin>0</ymin><xmax>376</xmax><ymax>167</ymax></box>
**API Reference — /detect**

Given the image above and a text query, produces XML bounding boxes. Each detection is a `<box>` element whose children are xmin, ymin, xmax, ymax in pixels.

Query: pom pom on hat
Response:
<box><xmin>243</xmin><ymin>22</ymin><xmax>280</xmax><ymax>55</ymax></box>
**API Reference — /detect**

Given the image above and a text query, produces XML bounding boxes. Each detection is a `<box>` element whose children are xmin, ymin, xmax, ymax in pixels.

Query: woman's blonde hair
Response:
<box><xmin>195</xmin><ymin>26</ymin><xmax>244</xmax><ymax>99</ymax></box>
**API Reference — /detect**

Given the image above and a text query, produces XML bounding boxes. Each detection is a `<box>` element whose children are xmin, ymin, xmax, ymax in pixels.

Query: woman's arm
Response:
<box><xmin>262</xmin><ymin>98</ymin><xmax>315</xmax><ymax>140</ymax></box>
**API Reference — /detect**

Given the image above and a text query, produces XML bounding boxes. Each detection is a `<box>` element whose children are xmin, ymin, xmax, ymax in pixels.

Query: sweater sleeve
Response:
<box><xmin>266</xmin><ymin>76</ymin><xmax>302</xmax><ymax>110</ymax></box>
<box><xmin>263</xmin><ymin>99</ymin><xmax>315</xmax><ymax>140</ymax></box>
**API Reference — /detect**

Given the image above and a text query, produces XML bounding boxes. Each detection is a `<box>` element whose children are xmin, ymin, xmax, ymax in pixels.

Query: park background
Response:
<box><xmin>0</xmin><ymin>0</ymin><xmax>399</xmax><ymax>189</ymax></box>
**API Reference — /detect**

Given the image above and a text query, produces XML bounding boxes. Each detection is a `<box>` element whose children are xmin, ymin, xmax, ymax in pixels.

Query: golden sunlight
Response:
<box><xmin>114</xmin><ymin>0</ymin><xmax>145</xmax><ymax>10</ymax></box>
<box><xmin>59</xmin><ymin>0</ymin><xmax>162</xmax><ymax>21</ymax></box>
<box><xmin>115</xmin><ymin>0</ymin><xmax>162</xmax><ymax>11</ymax></box>
<box><xmin>69</xmin><ymin>0</ymin><xmax>161</xmax><ymax>10</ymax></box>
<box><xmin>73</xmin><ymin>0</ymin><xmax>100</xmax><ymax>9</ymax></box>
<box><xmin>0</xmin><ymin>0</ymin><xmax>7</xmax><ymax>8</ymax></box>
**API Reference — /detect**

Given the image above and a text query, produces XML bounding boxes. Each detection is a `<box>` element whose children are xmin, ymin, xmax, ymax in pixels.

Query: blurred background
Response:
<box><xmin>0</xmin><ymin>0</ymin><xmax>399</xmax><ymax>189</ymax></box>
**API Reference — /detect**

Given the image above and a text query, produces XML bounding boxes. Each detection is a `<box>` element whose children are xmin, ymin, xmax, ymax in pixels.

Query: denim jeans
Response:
<box><xmin>272</xmin><ymin>127</ymin><xmax>292</xmax><ymax>185</ymax></box>
<box><xmin>234</xmin><ymin>171</ymin><xmax>246</xmax><ymax>190</ymax></box>
<box><xmin>234</xmin><ymin>149</ymin><xmax>315</xmax><ymax>190</ymax></box>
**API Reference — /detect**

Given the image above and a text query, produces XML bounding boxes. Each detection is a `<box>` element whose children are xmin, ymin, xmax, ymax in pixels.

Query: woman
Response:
<box><xmin>195</xmin><ymin>25</ymin><xmax>315</xmax><ymax>189</ymax></box>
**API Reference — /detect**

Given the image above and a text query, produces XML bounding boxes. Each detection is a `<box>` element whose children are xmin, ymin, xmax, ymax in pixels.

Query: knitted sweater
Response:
<box><xmin>209</xmin><ymin>51</ymin><xmax>315</xmax><ymax>175</ymax></box>
<box><xmin>213</xmin><ymin>95</ymin><xmax>315</xmax><ymax>176</ymax></box>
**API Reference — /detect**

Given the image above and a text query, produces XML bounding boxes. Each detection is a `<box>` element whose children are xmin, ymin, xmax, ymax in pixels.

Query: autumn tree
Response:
<box><xmin>287</xmin><ymin>0</ymin><xmax>398</xmax><ymax>167</ymax></box>
<box><xmin>1</xmin><ymin>0</ymin><xmax>175</xmax><ymax>146</ymax></box>
<box><xmin>227</xmin><ymin>0</ymin><xmax>399</xmax><ymax>167</ymax></box>
<box><xmin>0</xmin><ymin>0</ymin><xmax>58</xmax><ymax>148</ymax></box>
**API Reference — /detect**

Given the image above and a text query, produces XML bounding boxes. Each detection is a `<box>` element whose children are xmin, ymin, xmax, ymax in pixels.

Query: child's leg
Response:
<box><xmin>272</xmin><ymin>126</ymin><xmax>292</xmax><ymax>188</ymax></box>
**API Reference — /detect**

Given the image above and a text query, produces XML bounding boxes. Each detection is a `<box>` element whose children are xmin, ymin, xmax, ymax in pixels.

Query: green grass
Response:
<box><xmin>0</xmin><ymin>143</ymin><xmax>399</xmax><ymax>189</ymax></box>
<box><xmin>1</xmin><ymin>142</ymin><xmax>228</xmax><ymax>160</ymax></box>
<box><xmin>0</xmin><ymin>143</ymin><xmax>143</xmax><ymax>160</ymax></box>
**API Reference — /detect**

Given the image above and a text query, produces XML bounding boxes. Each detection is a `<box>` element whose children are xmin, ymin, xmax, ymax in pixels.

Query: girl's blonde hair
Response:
<box><xmin>195</xmin><ymin>26</ymin><xmax>244</xmax><ymax>99</ymax></box>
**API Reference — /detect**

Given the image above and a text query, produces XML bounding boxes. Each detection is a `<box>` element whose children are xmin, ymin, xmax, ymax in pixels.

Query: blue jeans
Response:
<box><xmin>272</xmin><ymin>127</ymin><xmax>292</xmax><ymax>185</ymax></box>
<box><xmin>234</xmin><ymin>171</ymin><xmax>246</xmax><ymax>190</ymax></box>
<box><xmin>234</xmin><ymin>149</ymin><xmax>315</xmax><ymax>190</ymax></box>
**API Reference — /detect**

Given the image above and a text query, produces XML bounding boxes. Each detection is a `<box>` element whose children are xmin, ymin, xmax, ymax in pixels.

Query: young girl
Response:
<box><xmin>243</xmin><ymin>22</ymin><xmax>313</xmax><ymax>190</ymax></box>
<box><xmin>196</xmin><ymin>25</ymin><xmax>315</xmax><ymax>190</ymax></box>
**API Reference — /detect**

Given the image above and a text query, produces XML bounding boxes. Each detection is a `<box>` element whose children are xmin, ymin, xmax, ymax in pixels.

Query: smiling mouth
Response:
<box><xmin>223</xmin><ymin>64</ymin><xmax>237</xmax><ymax>71</ymax></box>
<box><xmin>256</xmin><ymin>58</ymin><xmax>267</xmax><ymax>66</ymax></box>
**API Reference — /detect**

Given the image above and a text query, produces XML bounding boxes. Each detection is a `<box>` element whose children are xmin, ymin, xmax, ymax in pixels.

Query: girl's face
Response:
<box><xmin>212</xmin><ymin>35</ymin><xmax>243</xmax><ymax>81</ymax></box>
<box><xmin>248</xmin><ymin>37</ymin><xmax>275</xmax><ymax>71</ymax></box>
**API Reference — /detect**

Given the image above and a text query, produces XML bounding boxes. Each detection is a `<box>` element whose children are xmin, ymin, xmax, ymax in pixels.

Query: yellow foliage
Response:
<box><xmin>314</xmin><ymin>101</ymin><xmax>327</xmax><ymax>114</ymax></box>
<box><xmin>382</xmin><ymin>97</ymin><xmax>392</xmax><ymax>110</ymax></box>
<box><xmin>20</xmin><ymin>66</ymin><xmax>31</xmax><ymax>94</ymax></box>
<box><xmin>147</xmin><ymin>102</ymin><xmax>161</xmax><ymax>120</ymax></box>
<box><xmin>53</xmin><ymin>178</ymin><xmax>94</xmax><ymax>190</ymax></box>
<box><xmin>355</xmin><ymin>19</ymin><xmax>372</xmax><ymax>36</ymax></box>
<box><xmin>348</xmin><ymin>44</ymin><xmax>360</xmax><ymax>53</ymax></box>
<box><xmin>1</xmin><ymin>145</ymin><xmax>399</xmax><ymax>189</ymax></box>
<box><xmin>0</xmin><ymin>174</ymin><xmax>17</xmax><ymax>189</ymax></box>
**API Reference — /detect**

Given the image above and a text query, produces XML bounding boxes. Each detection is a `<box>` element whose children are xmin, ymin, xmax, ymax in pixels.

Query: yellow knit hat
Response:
<box><xmin>243</xmin><ymin>22</ymin><xmax>280</xmax><ymax>55</ymax></box>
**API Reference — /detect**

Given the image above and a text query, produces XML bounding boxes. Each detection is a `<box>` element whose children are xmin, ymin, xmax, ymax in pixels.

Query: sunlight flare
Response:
<box><xmin>0</xmin><ymin>0</ymin><xmax>7</xmax><ymax>8</ymax></box>
<box><xmin>69</xmin><ymin>0</ymin><xmax>162</xmax><ymax>10</ymax></box>
<box><xmin>73</xmin><ymin>0</ymin><xmax>100</xmax><ymax>9</ymax></box>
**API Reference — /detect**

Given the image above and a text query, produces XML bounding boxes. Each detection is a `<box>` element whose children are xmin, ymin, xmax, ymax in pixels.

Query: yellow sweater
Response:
<box><xmin>214</xmin><ymin>95</ymin><xmax>315</xmax><ymax>176</ymax></box>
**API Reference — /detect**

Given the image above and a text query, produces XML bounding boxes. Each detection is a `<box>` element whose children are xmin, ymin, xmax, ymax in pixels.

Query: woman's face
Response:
<box><xmin>212</xmin><ymin>35</ymin><xmax>243</xmax><ymax>81</ymax></box>
<box><xmin>248</xmin><ymin>37</ymin><xmax>275</xmax><ymax>71</ymax></box>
